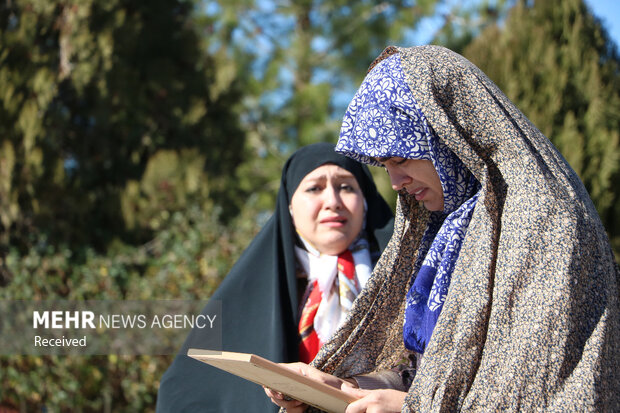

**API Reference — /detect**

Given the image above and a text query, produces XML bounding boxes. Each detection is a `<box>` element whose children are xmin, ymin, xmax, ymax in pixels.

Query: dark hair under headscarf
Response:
<box><xmin>156</xmin><ymin>142</ymin><xmax>394</xmax><ymax>413</ymax></box>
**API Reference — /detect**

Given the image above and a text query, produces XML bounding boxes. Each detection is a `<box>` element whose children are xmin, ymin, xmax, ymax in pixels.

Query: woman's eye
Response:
<box><xmin>305</xmin><ymin>186</ymin><xmax>321</xmax><ymax>193</ymax></box>
<box><xmin>395</xmin><ymin>158</ymin><xmax>407</xmax><ymax>165</ymax></box>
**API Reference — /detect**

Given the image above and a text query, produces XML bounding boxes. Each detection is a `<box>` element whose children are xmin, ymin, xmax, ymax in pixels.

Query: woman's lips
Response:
<box><xmin>410</xmin><ymin>187</ymin><xmax>427</xmax><ymax>201</ymax></box>
<box><xmin>320</xmin><ymin>216</ymin><xmax>347</xmax><ymax>227</ymax></box>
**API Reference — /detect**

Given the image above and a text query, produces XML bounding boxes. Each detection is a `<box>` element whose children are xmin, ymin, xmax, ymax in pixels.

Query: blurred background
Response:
<box><xmin>0</xmin><ymin>0</ymin><xmax>618</xmax><ymax>411</ymax></box>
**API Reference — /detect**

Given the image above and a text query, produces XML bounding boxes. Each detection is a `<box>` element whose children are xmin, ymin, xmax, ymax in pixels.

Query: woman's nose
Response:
<box><xmin>388</xmin><ymin>167</ymin><xmax>409</xmax><ymax>191</ymax></box>
<box><xmin>323</xmin><ymin>186</ymin><xmax>342</xmax><ymax>209</ymax></box>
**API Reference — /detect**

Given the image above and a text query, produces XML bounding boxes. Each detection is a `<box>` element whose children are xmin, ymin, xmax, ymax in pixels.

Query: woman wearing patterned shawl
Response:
<box><xmin>267</xmin><ymin>46</ymin><xmax>619</xmax><ymax>412</ymax></box>
<box><xmin>156</xmin><ymin>143</ymin><xmax>393</xmax><ymax>413</ymax></box>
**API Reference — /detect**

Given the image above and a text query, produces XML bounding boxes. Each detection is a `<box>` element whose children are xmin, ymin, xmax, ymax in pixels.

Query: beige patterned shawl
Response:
<box><xmin>309</xmin><ymin>46</ymin><xmax>619</xmax><ymax>412</ymax></box>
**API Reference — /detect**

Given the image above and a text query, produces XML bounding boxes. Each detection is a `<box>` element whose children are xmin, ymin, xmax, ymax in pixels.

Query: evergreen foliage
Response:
<box><xmin>0</xmin><ymin>0</ymin><xmax>246</xmax><ymax>253</ymax></box>
<box><xmin>463</xmin><ymin>0</ymin><xmax>620</xmax><ymax>257</ymax></box>
<box><xmin>0</xmin><ymin>0</ymin><xmax>252</xmax><ymax>410</ymax></box>
<box><xmin>428</xmin><ymin>0</ymin><xmax>512</xmax><ymax>53</ymax></box>
<box><xmin>207</xmin><ymin>0</ymin><xmax>440</xmax><ymax>212</ymax></box>
<box><xmin>0</xmin><ymin>205</ymin><xmax>259</xmax><ymax>411</ymax></box>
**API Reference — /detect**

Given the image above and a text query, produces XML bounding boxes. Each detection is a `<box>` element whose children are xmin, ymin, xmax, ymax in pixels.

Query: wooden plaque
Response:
<box><xmin>187</xmin><ymin>348</ymin><xmax>357</xmax><ymax>413</ymax></box>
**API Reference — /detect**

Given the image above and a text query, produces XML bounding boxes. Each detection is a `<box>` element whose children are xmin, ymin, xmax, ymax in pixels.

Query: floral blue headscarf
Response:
<box><xmin>336</xmin><ymin>53</ymin><xmax>481</xmax><ymax>353</ymax></box>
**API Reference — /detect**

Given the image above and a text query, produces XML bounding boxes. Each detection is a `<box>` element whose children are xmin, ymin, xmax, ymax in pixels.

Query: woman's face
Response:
<box><xmin>290</xmin><ymin>164</ymin><xmax>365</xmax><ymax>256</ymax></box>
<box><xmin>378</xmin><ymin>157</ymin><xmax>444</xmax><ymax>211</ymax></box>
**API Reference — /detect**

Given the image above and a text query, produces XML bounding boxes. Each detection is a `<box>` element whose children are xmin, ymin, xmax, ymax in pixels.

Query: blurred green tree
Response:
<box><xmin>203</xmin><ymin>0</ymin><xmax>443</xmax><ymax>212</ymax></box>
<box><xmin>426</xmin><ymin>0</ymin><xmax>512</xmax><ymax>53</ymax></box>
<box><xmin>0</xmin><ymin>204</ymin><xmax>260</xmax><ymax>411</ymax></box>
<box><xmin>463</xmin><ymin>0</ymin><xmax>620</xmax><ymax>257</ymax></box>
<box><xmin>0</xmin><ymin>0</ymin><xmax>250</xmax><ymax>410</ymax></box>
<box><xmin>0</xmin><ymin>0</ymin><xmax>246</xmax><ymax>255</ymax></box>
